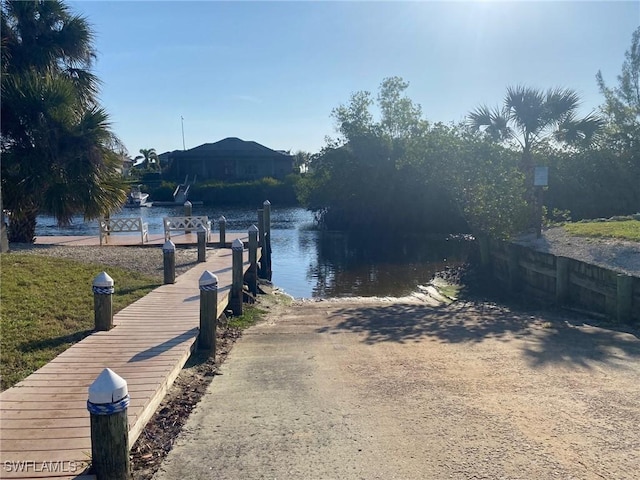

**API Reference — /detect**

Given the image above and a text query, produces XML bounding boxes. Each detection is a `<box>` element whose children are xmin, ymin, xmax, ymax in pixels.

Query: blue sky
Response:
<box><xmin>68</xmin><ymin>1</ymin><xmax>639</xmax><ymax>156</ymax></box>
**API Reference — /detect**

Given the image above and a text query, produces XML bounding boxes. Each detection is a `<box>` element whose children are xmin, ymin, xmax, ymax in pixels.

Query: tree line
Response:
<box><xmin>297</xmin><ymin>30</ymin><xmax>640</xmax><ymax>238</ymax></box>
<box><xmin>1</xmin><ymin>0</ymin><xmax>638</xmax><ymax>243</ymax></box>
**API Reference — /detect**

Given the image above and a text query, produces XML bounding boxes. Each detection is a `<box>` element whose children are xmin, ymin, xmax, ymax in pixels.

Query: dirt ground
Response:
<box><xmin>148</xmin><ymin>294</ymin><xmax>639</xmax><ymax>480</ymax></box>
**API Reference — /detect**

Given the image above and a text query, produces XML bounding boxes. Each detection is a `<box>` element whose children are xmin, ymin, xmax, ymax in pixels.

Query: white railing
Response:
<box><xmin>99</xmin><ymin>217</ymin><xmax>149</xmax><ymax>245</ymax></box>
<box><xmin>163</xmin><ymin>216</ymin><xmax>212</xmax><ymax>241</ymax></box>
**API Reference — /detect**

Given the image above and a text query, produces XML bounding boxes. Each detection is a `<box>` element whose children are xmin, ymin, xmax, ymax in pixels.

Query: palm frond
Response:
<box><xmin>467</xmin><ymin>104</ymin><xmax>511</xmax><ymax>141</ymax></box>
<box><xmin>544</xmin><ymin>87</ymin><xmax>580</xmax><ymax>125</ymax></box>
<box><xmin>504</xmin><ymin>85</ymin><xmax>546</xmax><ymax>137</ymax></box>
<box><xmin>555</xmin><ymin>112</ymin><xmax>604</xmax><ymax>147</ymax></box>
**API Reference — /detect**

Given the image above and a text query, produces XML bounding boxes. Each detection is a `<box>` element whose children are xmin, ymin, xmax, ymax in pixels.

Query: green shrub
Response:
<box><xmin>148</xmin><ymin>182</ymin><xmax>177</xmax><ymax>202</ymax></box>
<box><xmin>190</xmin><ymin>177</ymin><xmax>299</xmax><ymax>205</ymax></box>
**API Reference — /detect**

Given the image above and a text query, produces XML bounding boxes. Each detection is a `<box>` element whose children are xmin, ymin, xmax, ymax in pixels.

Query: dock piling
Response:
<box><xmin>263</xmin><ymin>200</ymin><xmax>272</xmax><ymax>281</ymax></box>
<box><xmin>257</xmin><ymin>209</ymin><xmax>265</xmax><ymax>247</ymax></box>
<box><xmin>184</xmin><ymin>201</ymin><xmax>192</xmax><ymax>233</ymax></box>
<box><xmin>197</xmin><ymin>226</ymin><xmax>207</xmax><ymax>262</ymax></box>
<box><xmin>198</xmin><ymin>271</ymin><xmax>218</xmax><ymax>354</ymax></box>
<box><xmin>163</xmin><ymin>240</ymin><xmax>176</xmax><ymax>284</ymax></box>
<box><xmin>230</xmin><ymin>238</ymin><xmax>244</xmax><ymax>316</ymax></box>
<box><xmin>219</xmin><ymin>215</ymin><xmax>227</xmax><ymax>246</ymax></box>
<box><xmin>93</xmin><ymin>272</ymin><xmax>114</xmax><ymax>331</ymax></box>
<box><xmin>87</xmin><ymin>368</ymin><xmax>131</xmax><ymax>480</ymax></box>
<box><xmin>248</xmin><ymin>225</ymin><xmax>259</xmax><ymax>295</ymax></box>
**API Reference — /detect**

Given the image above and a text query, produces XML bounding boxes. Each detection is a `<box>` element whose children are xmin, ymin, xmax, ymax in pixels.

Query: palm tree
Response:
<box><xmin>134</xmin><ymin>148</ymin><xmax>159</xmax><ymax>171</ymax></box>
<box><xmin>1</xmin><ymin>0</ymin><xmax>126</xmax><ymax>242</ymax></box>
<box><xmin>468</xmin><ymin>86</ymin><xmax>603</xmax><ymax>228</ymax></box>
<box><xmin>468</xmin><ymin>86</ymin><xmax>603</xmax><ymax>176</ymax></box>
<box><xmin>468</xmin><ymin>86</ymin><xmax>603</xmax><ymax>174</ymax></box>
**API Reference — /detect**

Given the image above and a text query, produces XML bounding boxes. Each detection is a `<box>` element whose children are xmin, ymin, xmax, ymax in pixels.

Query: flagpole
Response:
<box><xmin>181</xmin><ymin>116</ymin><xmax>186</xmax><ymax>150</ymax></box>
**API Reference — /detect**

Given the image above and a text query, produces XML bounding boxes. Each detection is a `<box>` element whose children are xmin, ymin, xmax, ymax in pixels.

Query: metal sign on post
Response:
<box><xmin>533</xmin><ymin>166</ymin><xmax>548</xmax><ymax>239</ymax></box>
<box><xmin>534</xmin><ymin>166</ymin><xmax>549</xmax><ymax>186</ymax></box>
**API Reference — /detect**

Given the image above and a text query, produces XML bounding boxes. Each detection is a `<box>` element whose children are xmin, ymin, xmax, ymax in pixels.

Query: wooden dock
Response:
<box><xmin>0</xmin><ymin>243</ymin><xmax>249</xmax><ymax>479</ymax></box>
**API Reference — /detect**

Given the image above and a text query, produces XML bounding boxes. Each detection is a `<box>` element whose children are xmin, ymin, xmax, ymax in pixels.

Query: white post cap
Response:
<box><xmin>219</xmin><ymin>215</ymin><xmax>226</xmax><ymax>222</ymax></box>
<box><xmin>93</xmin><ymin>271</ymin><xmax>114</xmax><ymax>288</ymax></box>
<box><xmin>162</xmin><ymin>240</ymin><xmax>175</xmax><ymax>252</ymax></box>
<box><xmin>248</xmin><ymin>225</ymin><xmax>259</xmax><ymax>233</ymax></box>
<box><xmin>184</xmin><ymin>201</ymin><xmax>192</xmax><ymax>206</ymax></box>
<box><xmin>88</xmin><ymin>368</ymin><xmax>128</xmax><ymax>404</ymax></box>
<box><xmin>199</xmin><ymin>270</ymin><xmax>218</xmax><ymax>287</ymax></box>
<box><xmin>232</xmin><ymin>238</ymin><xmax>244</xmax><ymax>251</ymax></box>
<box><xmin>263</xmin><ymin>200</ymin><xmax>271</xmax><ymax>206</ymax></box>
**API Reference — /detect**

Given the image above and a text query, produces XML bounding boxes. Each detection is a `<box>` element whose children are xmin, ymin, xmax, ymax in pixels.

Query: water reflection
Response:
<box><xmin>301</xmin><ymin>232</ymin><xmax>470</xmax><ymax>298</ymax></box>
<box><xmin>36</xmin><ymin>207</ymin><xmax>471</xmax><ymax>299</ymax></box>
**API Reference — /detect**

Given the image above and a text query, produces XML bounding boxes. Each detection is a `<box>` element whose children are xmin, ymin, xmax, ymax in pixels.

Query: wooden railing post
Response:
<box><xmin>617</xmin><ymin>274</ymin><xmax>633</xmax><ymax>323</ymax></box>
<box><xmin>184</xmin><ymin>201</ymin><xmax>192</xmax><ymax>233</ymax></box>
<box><xmin>218</xmin><ymin>215</ymin><xmax>226</xmax><ymax>246</ymax></box>
<box><xmin>230</xmin><ymin>238</ymin><xmax>244</xmax><ymax>316</ymax></box>
<box><xmin>198</xmin><ymin>271</ymin><xmax>218</xmax><ymax>354</ymax></box>
<box><xmin>197</xmin><ymin>225</ymin><xmax>207</xmax><ymax>263</ymax></box>
<box><xmin>248</xmin><ymin>225</ymin><xmax>259</xmax><ymax>295</ymax></box>
<box><xmin>87</xmin><ymin>368</ymin><xmax>131</xmax><ymax>480</ymax></box>
<box><xmin>93</xmin><ymin>272</ymin><xmax>114</xmax><ymax>331</ymax></box>
<box><xmin>163</xmin><ymin>240</ymin><xmax>176</xmax><ymax>284</ymax></box>
<box><xmin>555</xmin><ymin>256</ymin><xmax>569</xmax><ymax>304</ymax></box>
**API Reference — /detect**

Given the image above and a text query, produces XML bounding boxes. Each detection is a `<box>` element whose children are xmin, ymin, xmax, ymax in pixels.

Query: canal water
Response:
<box><xmin>36</xmin><ymin>206</ymin><xmax>472</xmax><ymax>299</ymax></box>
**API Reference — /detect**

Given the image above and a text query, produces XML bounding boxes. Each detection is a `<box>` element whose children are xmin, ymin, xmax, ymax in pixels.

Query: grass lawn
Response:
<box><xmin>0</xmin><ymin>254</ymin><xmax>160</xmax><ymax>391</ymax></box>
<box><xmin>563</xmin><ymin>219</ymin><xmax>640</xmax><ymax>242</ymax></box>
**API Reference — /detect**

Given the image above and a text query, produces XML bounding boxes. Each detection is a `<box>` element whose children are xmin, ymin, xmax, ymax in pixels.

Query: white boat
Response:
<box><xmin>124</xmin><ymin>185</ymin><xmax>151</xmax><ymax>207</ymax></box>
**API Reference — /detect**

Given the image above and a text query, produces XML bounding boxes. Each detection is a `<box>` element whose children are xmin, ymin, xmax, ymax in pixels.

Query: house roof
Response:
<box><xmin>184</xmin><ymin>137</ymin><xmax>290</xmax><ymax>157</ymax></box>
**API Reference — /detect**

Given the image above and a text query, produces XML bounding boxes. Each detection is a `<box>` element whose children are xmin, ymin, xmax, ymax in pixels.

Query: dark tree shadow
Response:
<box><xmin>522</xmin><ymin>316</ymin><xmax>640</xmax><ymax>369</ymax></box>
<box><xmin>128</xmin><ymin>328</ymin><xmax>199</xmax><ymax>362</ymax></box>
<box><xmin>317</xmin><ymin>301</ymin><xmax>640</xmax><ymax>369</ymax></box>
<box><xmin>317</xmin><ymin>302</ymin><xmax>531</xmax><ymax>345</ymax></box>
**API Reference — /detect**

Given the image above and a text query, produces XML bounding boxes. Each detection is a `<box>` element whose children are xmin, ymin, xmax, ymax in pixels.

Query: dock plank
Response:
<box><xmin>1</xmin><ymin>244</ymin><xmax>250</xmax><ymax>479</ymax></box>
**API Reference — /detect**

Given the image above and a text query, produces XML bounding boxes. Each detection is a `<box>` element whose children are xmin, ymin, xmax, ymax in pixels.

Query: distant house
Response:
<box><xmin>160</xmin><ymin>137</ymin><xmax>294</xmax><ymax>182</ymax></box>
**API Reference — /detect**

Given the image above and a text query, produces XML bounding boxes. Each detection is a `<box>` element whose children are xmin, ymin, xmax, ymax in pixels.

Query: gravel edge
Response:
<box><xmin>514</xmin><ymin>226</ymin><xmax>640</xmax><ymax>277</ymax></box>
<box><xmin>7</xmin><ymin>244</ymin><xmax>201</xmax><ymax>280</ymax></box>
